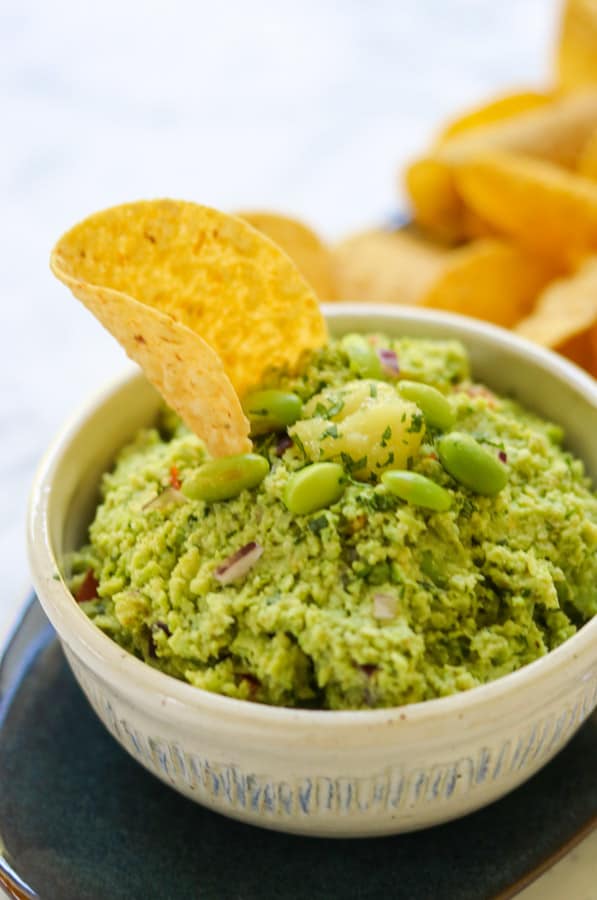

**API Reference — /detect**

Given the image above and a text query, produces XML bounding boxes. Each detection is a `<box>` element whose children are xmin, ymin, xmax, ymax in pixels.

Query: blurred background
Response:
<box><xmin>2</xmin><ymin>0</ymin><xmax>558</xmax><ymax>626</ymax></box>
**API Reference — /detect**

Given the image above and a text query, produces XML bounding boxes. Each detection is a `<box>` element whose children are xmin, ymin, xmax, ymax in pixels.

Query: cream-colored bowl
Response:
<box><xmin>27</xmin><ymin>304</ymin><xmax>597</xmax><ymax>837</ymax></box>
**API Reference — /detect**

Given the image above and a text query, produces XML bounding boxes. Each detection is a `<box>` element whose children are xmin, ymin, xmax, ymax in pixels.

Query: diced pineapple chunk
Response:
<box><xmin>303</xmin><ymin>380</ymin><xmax>397</xmax><ymax>421</ymax></box>
<box><xmin>291</xmin><ymin>380</ymin><xmax>425</xmax><ymax>479</ymax></box>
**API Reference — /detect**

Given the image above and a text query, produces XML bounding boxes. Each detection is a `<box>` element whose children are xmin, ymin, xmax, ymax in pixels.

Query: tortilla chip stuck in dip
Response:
<box><xmin>51</xmin><ymin>199</ymin><xmax>327</xmax><ymax>456</ymax></box>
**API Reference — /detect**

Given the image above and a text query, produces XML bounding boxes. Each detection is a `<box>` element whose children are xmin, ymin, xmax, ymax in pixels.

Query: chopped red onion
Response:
<box><xmin>360</xmin><ymin>664</ymin><xmax>378</xmax><ymax>678</ymax></box>
<box><xmin>498</xmin><ymin>450</ymin><xmax>508</xmax><ymax>464</ymax></box>
<box><xmin>372</xmin><ymin>592</ymin><xmax>398</xmax><ymax>620</ymax></box>
<box><xmin>275</xmin><ymin>434</ymin><xmax>294</xmax><ymax>457</ymax></box>
<box><xmin>143</xmin><ymin>487</ymin><xmax>187</xmax><ymax>512</ymax></box>
<box><xmin>377</xmin><ymin>348</ymin><xmax>399</xmax><ymax>377</ymax></box>
<box><xmin>215</xmin><ymin>541</ymin><xmax>263</xmax><ymax>584</ymax></box>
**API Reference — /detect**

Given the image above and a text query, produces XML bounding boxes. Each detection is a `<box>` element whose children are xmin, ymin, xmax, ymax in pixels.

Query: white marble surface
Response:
<box><xmin>2</xmin><ymin>0</ymin><xmax>596</xmax><ymax>895</ymax></box>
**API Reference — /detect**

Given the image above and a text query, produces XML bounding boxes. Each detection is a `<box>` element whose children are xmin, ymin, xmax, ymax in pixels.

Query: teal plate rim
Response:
<box><xmin>0</xmin><ymin>596</ymin><xmax>596</xmax><ymax>900</ymax></box>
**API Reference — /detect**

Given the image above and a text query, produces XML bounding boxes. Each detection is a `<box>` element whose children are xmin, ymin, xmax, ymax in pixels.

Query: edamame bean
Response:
<box><xmin>397</xmin><ymin>380</ymin><xmax>455</xmax><ymax>431</ymax></box>
<box><xmin>381</xmin><ymin>470</ymin><xmax>452</xmax><ymax>511</ymax></box>
<box><xmin>437</xmin><ymin>432</ymin><xmax>508</xmax><ymax>495</ymax></box>
<box><xmin>181</xmin><ymin>454</ymin><xmax>269</xmax><ymax>502</ymax></box>
<box><xmin>243</xmin><ymin>390</ymin><xmax>303</xmax><ymax>435</ymax></box>
<box><xmin>284</xmin><ymin>462</ymin><xmax>346</xmax><ymax>515</ymax></box>
<box><xmin>341</xmin><ymin>333</ymin><xmax>383</xmax><ymax>379</ymax></box>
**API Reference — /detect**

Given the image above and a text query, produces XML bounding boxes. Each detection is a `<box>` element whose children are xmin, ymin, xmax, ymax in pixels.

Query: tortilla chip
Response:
<box><xmin>404</xmin><ymin>158</ymin><xmax>467</xmax><ymax>243</ymax></box>
<box><xmin>420</xmin><ymin>239</ymin><xmax>555</xmax><ymax>327</ymax></box>
<box><xmin>590</xmin><ymin>325</ymin><xmax>597</xmax><ymax>376</ymax></box>
<box><xmin>237</xmin><ymin>211</ymin><xmax>336</xmax><ymax>299</ymax></box>
<box><xmin>439</xmin><ymin>89</ymin><xmax>597</xmax><ymax>169</ymax></box>
<box><xmin>515</xmin><ymin>257</ymin><xmax>597</xmax><ymax>350</ymax></box>
<box><xmin>405</xmin><ymin>90</ymin><xmax>597</xmax><ymax>241</ymax></box>
<box><xmin>49</xmin><ymin>267</ymin><xmax>251</xmax><ymax>456</ymax></box>
<box><xmin>437</xmin><ymin>91</ymin><xmax>553</xmax><ymax>144</ymax></box>
<box><xmin>455</xmin><ymin>150</ymin><xmax>597</xmax><ymax>267</ymax></box>
<box><xmin>461</xmin><ymin>208</ymin><xmax>497</xmax><ymax>239</ymax></box>
<box><xmin>51</xmin><ymin>200</ymin><xmax>327</xmax><ymax>399</ymax></box>
<box><xmin>332</xmin><ymin>228</ymin><xmax>552</xmax><ymax>327</ymax></box>
<box><xmin>577</xmin><ymin>126</ymin><xmax>597</xmax><ymax>179</ymax></box>
<box><xmin>332</xmin><ymin>227</ymin><xmax>447</xmax><ymax>305</ymax></box>
<box><xmin>557</xmin><ymin>0</ymin><xmax>597</xmax><ymax>90</ymax></box>
<box><xmin>557</xmin><ymin>330</ymin><xmax>597</xmax><ymax>374</ymax></box>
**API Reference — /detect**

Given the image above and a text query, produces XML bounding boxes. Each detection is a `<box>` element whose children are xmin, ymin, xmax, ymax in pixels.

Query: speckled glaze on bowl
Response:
<box><xmin>27</xmin><ymin>304</ymin><xmax>597</xmax><ymax>837</ymax></box>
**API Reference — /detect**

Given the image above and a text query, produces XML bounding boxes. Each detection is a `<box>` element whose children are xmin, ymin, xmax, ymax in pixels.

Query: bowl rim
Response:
<box><xmin>27</xmin><ymin>303</ymin><xmax>597</xmax><ymax>729</ymax></box>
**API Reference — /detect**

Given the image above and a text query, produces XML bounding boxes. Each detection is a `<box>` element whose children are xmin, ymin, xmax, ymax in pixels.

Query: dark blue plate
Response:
<box><xmin>1</xmin><ymin>598</ymin><xmax>596</xmax><ymax>900</ymax></box>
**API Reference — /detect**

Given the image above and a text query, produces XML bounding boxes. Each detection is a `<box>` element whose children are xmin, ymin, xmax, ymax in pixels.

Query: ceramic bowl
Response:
<box><xmin>27</xmin><ymin>304</ymin><xmax>597</xmax><ymax>837</ymax></box>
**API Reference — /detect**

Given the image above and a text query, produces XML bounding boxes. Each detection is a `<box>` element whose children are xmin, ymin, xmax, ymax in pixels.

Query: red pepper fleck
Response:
<box><xmin>169</xmin><ymin>465</ymin><xmax>181</xmax><ymax>490</ymax></box>
<box><xmin>75</xmin><ymin>570</ymin><xmax>99</xmax><ymax>603</ymax></box>
<box><xmin>428</xmin><ymin>452</ymin><xmax>438</xmax><ymax>461</ymax></box>
<box><xmin>499</xmin><ymin>451</ymin><xmax>508</xmax><ymax>463</ymax></box>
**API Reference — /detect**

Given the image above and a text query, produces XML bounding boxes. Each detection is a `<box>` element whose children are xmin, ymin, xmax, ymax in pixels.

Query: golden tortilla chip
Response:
<box><xmin>404</xmin><ymin>159</ymin><xmax>467</xmax><ymax>243</ymax></box>
<box><xmin>332</xmin><ymin>228</ymin><xmax>552</xmax><ymax>327</ymax></box>
<box><xmin>437</xmin><ymin>91</ymin><xmax>553</xmax><ymax>144</ymax></box>
<box><xmin>557</xmin><ymin>329</ymin><xmax>597</xmax><ymax>374</ymax></box>
<box><xmin>455</xmin><ymin>150</ymin><xmax>597</xmax><ymax>267</ymax></box>
<box><xmin>577</xmin><ymin>125</ymin><xmax>597</xmax><ymax>179</ymax></box>
<box><xmin>51</xmin><ymin>200</ymin><xmax>327</xmax><ymax>399</ymax></box>
<box><xmin>420</xmin><ymin>239</ymin><xmax>555</xmax><ymax>327</ymax></box>
<box><xmin>438</xmin><ymin>90</ymin><xmax>597</xmax><ymax>170</ymax></box>
<box><xmin>237</xmin><ymin>211</ymin><xmax>336</xmax><ymax>299</ymax></box>
<box><xmin>405</xmin><ymin>90</ymin><xmax>597</xmax><ymax>241</ymax></box>
<box><xmin>460</xmin><ymin>208</ymin><xmax>497</xmax><ymax>239</ymax></box>
<box><xmin>590</xmin><ymin>325</ymin><xmax>597</xmax><ymax>376</ymax></box>
<box><xmin>332</xmin><ymin>227</ymin><xmax>447</xmax><ymax>305</ymax></box>
<box><xmin>49</xmin><ymin>267</ymin><xmax>251</xmax><ymax>456</ymax></box>
<box><xmin>557</xmin><ymin>0</ymin><xmax>597</xmax><ymax>90</ymax></box>
<box><xmin>515</xmin><ymin>257</ymin><xmax>597</xmax><ymax>351</ymax></box>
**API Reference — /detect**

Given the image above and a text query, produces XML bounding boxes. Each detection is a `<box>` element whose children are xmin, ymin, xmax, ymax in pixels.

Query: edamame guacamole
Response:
<box><xmin>70</xmin><ymin>334</ymin><xmax>597</xmax><ymax>709</ymax></box>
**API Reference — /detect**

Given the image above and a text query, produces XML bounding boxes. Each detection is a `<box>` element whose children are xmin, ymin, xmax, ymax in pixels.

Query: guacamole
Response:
<box><xmin>70</xmin><ymin>335</ymin><xmax>597</xmax><ymax>709</ymax></box>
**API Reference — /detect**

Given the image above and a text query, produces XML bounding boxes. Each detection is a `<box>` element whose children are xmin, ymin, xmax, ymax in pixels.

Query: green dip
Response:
<box><xmin>69</xmin><ymin>335</ymin><xmax>597</xmax><ymax>709</ymax></box>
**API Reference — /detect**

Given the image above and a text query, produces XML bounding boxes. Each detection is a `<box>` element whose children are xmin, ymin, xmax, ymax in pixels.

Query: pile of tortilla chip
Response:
<box><xmin>330</xmin><ymin>0</ymin><xmax>597</xmax><ymax>378</ymax></box>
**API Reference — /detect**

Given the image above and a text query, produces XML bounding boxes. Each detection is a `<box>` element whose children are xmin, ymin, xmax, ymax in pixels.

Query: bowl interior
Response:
<box><xmin>48</xmin><ymin>306</ymin><xmax>597</xmax><ymax>567</ymax></box>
